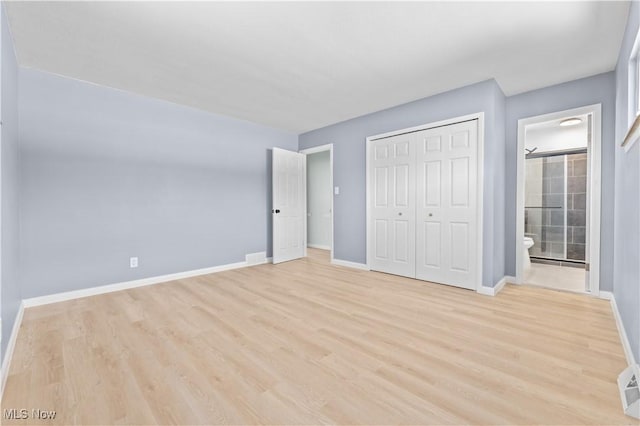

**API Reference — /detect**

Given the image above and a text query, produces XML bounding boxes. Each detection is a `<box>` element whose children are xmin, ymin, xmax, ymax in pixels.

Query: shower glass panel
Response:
<box><xmin>524</xmin><ymin>152</ymin><xmax>587</xmax><ymax>262</ymax></box>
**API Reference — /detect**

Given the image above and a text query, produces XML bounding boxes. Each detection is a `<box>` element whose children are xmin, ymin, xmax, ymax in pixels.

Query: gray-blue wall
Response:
<box><xmin>1</xmin><ymin>5</ymin><xmax>21</xmax><ymax>359</ymax></box>
<box><xmin>614</xmin><ymin>0</ymin><xmax>640</xmax><ymax>363</ymax></box>
<box><xmin>299</xmin><ymin>79</ymin><xmax>507</xmax><ymax>287</ymax></box>
<box><xmin>492</xmin><ymin>82</ymin><xmax>506</xmax><ymax>283</ymax></box>
<box><xmin>505</xmin><ymin>72</ymin><xmax>616</xmax><ymax>291</ymax></box>
<box><xmin>18</xmin><ymin>68</ymin><xmax>297</xmax><ymax>299</ymax></box>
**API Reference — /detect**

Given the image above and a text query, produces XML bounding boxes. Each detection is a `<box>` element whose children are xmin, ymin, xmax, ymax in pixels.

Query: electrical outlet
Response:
<box><xmin>130</xmin><ymin>257</ymin><xmax>138</xmax><ymax>268</ymax></box>
<box><xmin>334</xmin><ymin>186</ymin><xmax>340</xmax><ymax>195</ymax></box>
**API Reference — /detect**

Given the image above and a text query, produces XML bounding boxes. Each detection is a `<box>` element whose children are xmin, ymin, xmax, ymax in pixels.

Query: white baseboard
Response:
<box><xmin>493</xmin><ymin>276</ymin><xmax>508</xmax><ymax>294</ymax></box>
<box><xmin>477</xmin><ymin>286</ymin><xmax>499</xmax><ymax>296</ymax></box>
<box><xmin>477</xmin><ymin>275</ymin><xmax>512</xmax><ymax>296</ymax></box>
<box><xmin>23</xmin><ymin>257</ymin><xmax>271</xmax><ymax>308</ymax></box>
<box><xmin>330</xmin><ymin>258</ymin><xmax>369</xmax><ymax>270</ymax></box>
<box><xmin>603</xmin><ymin>291</ymin><xmax>636</xmax><ymax>367</ymax></box>
<box><xmin>599</xmin><ymin>290</ymin><xmax>613</xmax><ymax>300</ymax></box>
<box><xmin>477</xmin><ymin>286</ymin><xmax>493</xmax><ymax>296</ymax></box>
<box><xmin>1</xmin><ymin>301</ymin><xmax>25</xmax><ymax>399</ymax></box>
<box><xmin>307</xmin><ymin>244</ymin><xmax>331</xmax><ymax>250</ymax></box>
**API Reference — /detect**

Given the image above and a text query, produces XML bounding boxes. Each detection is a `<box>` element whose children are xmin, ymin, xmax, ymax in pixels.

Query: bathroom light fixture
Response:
<box><xmin>559</xmin><ymin>117</ymin><xmax>582</xmax><ymax>127</ymax></box>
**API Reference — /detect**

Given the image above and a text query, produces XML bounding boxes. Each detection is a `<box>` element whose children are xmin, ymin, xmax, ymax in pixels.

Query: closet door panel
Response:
<box><xmin>416</xmin><ymin>120</ymin><xmax>478</xmax><ymax>289</ymax></box>
<box><xmin>369</xmin><ymin>134</ymin><xmax>416</xmax><ymax>278</ymax></box>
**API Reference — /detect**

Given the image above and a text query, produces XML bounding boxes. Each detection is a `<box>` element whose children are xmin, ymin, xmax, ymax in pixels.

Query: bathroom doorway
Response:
<box><xmin>516</xmin><ymin>105</ymin><xmax>601</xmax><ymax>294</ymax></box>
<box><xmin>300</xmin><ymin>144</ymin><xmax>334</xmax><ymax>259</ymax></box>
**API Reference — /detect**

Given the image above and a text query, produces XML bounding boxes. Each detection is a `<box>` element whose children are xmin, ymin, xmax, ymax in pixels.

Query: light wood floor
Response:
<box><xmin>2</xmin><ymin>249</ymin><xmax>632</xmax><ymax>425</ymax></box>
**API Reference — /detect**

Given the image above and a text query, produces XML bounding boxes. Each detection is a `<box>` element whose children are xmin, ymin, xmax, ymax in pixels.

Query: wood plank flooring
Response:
<box><xmin>1</xmin><ymin>249</ymin><xmax>632</xmax><ymax>425</ymax></box>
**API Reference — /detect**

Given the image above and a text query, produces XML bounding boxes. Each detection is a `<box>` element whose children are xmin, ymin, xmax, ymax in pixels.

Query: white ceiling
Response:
<box><xmin>5</xmin><ymin>1</ymin><xmax>630</xmax><ymax>133</ymax></box>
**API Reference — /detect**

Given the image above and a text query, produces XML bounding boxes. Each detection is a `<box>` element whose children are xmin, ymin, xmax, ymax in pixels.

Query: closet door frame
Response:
<box><xmin>365</xmin><ymin>112</ymin><xmax>485</xmax><ymax>293</ymax></box>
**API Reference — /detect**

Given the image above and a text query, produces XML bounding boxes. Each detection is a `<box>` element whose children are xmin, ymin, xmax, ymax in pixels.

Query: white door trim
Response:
<box><xmin>366</xmin><ymin>112</ymin><xmax>485</xmax><ymax>292</ymax></box>
<box><xmin>300</xmin><ymin>144</ymin><xmax>334</xmax><ymax>262</ymax></box>
<box><xmin>515</xmin><ymin>104</ymin><xmax>602</xmax><ymax>296</ymax></box>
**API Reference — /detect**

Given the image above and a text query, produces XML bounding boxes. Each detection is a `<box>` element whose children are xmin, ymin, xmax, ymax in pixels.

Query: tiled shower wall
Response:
<box><xmin>566</xmin><ymin>153</ymin><xmax>587</xmax><ymax>261</ymax></box>
<box><xmin>524</xmin><ymin>153</ymin><xmax>587</xmax><ymax>262</ymax></box>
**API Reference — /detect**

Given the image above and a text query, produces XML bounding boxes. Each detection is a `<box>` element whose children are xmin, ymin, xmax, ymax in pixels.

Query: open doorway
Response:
<box><xmin>516</xmin><ymin>105</ymin><xmax>601</xmax><ymax>295</ymax></box>
<box><xmin>300</xmin><ymin>144</ymin><xmax>334</xmax><ymax>260</ymax></box>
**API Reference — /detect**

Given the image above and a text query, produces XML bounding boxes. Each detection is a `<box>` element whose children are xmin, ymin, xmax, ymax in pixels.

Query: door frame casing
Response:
<box><xmin>515</xmin><ymin>104</ymin><xmax>602</xmax><ymax>296</ymax></box>
<box><xmin>365</xmin><ymin>112</ymin><xmax>485</xmax><ymax>293</ymax></box>
<box><xmin>299</xmin><ymin>144</ymin><xmax>334</xmax><ymax>261</ymax></box>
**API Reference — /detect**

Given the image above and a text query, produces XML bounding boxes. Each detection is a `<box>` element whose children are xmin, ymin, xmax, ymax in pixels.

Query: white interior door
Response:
<box><xmin>415</xmin><ymin>120</ymin><xmax>478</xmax><ymax>289</ymax></box>
<box><xmin>272</xmin><ymin>148</ymin><xmax>306</xmax><ymax>264</ymax></box>
<box><xmin>369</xmin><ymin>133</ymin><xmax>416</xmax><ymax>278</ymax></box>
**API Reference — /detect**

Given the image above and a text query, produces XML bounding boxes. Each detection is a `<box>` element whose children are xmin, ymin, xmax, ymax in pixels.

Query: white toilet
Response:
<box><xmin>523</xmin><ymin>237</ymin><xmax>535</xmax><ymax>270</ymax></box>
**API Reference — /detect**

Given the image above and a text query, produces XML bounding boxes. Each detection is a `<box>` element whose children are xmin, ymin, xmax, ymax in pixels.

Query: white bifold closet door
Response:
<box><xmin>370</xmin><ymin>133</ymin><xmax>417</xmax><ymax>277</ymax></box>
<box><xmin>369</xmin><ymin>119</ymin><xmax>478</xmax><ymax>290</ymax></box>
<box><xmin>415</xmin><ymin>120</ymin><xmax>478</xmax><ymax>290</ymax></box>
<box><xmin>272</xmin><ymin>148</ymin><xmax>306</xmax><ymax>264</ymax></box>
